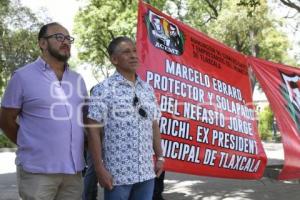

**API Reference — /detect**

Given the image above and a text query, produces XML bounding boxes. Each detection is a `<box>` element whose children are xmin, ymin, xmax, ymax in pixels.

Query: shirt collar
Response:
<box><xmin>36</xmin><ymin>57</ymin><xmax>69</xmax><ymax>72</ymax></box>
<box><xmin>112</xmin><ymin>70</ymin><xmax>143</xmax><ymax>87</ymax></box>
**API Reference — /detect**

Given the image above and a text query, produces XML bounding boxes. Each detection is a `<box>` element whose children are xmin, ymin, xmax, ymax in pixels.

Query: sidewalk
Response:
<box><xmin>1</xmin><ymin>142</ymin><xmax>299</xmax><ymax>200</ymax></box>
<box><xmin>163</xmin><ymin>172</ymin><xmax>300</xmax><ymax>200</ymax></box>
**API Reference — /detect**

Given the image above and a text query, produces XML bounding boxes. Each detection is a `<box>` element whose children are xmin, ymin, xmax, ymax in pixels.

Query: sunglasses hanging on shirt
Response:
<box><xmin>133</xmin><ymin>94</ymin><xmax>148</xmax><ymax>118</ymax></box>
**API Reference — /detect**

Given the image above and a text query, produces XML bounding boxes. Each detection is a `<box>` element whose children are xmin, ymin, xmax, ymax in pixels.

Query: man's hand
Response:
<box><xmin>155</xmin><ymin>160</ymin><xmax>164</xmax><ymax>177</ymax></box>
<box><xmin>96</xmin><ymin>165</ymin><xmax>114</xmax><ymax>190</ymax></box>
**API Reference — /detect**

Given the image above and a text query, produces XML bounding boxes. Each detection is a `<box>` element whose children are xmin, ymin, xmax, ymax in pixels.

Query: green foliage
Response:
<box><xmin>74</xmin><ymin>0</ymin><xmax>168</xmax><ymax>78</ymax></box>
<box><xmin>273</xmin><ymin>134</ymin><xmax>281</xmax><ymax>142</ymax></box>
<box><xmin>183</xmin><ymin>0</ymin><xmax>223</xmax><ymax>32</ymax></box>
<box><xmin>237</xmin><ymin>0</ymin><xmax>300</xmax><ymax>13</ymax></box>
<box><xmin>237</xmin><ymin>0</ymin><xmax>261</xmax><ymax>16</ymax></box>
<box><xmin>238</xmin><ymin>0</ymin><xmax>260</xmax><ymax>7</ymax></box>
<box><xmin>236</xmin><ymin>0</ymin><xmax>300</xmax><ymax>17</ymax></box>
<box><xmin>74</xmin><ymin>0</ymin><xmax>298</xmax><ymax>77</ymax></box>
<box><xmin>197</xmin><ymin>0</ymin><xmax>296</xmax><ymax>66</ymax></box>
<box><xmin>0</xmin><ymin>133</ymin><xmax>15</xmax><ymax>148</ymax></box>
<box><xmin>258</xmin><ymin>105</ymin><xmax>274</xmax><ymax>141</ymax></box>
<box><xmin>0</xmin><ymin>0</ymin><xmax>44</xmax><ymax>96</ymax></box>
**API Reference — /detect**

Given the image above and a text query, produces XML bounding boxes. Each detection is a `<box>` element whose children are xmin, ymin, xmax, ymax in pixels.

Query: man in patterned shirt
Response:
<box><xmin>87</xmin><ymin>36</ymin><xmax>164</xmax><ymax>200</ymax></box>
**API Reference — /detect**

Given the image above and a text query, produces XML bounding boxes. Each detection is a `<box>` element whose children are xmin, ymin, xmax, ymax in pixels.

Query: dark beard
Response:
<box><xmin>48</xmin><ymin>44</ymin><xmax>70</xmax><ymax>62</ymax></box>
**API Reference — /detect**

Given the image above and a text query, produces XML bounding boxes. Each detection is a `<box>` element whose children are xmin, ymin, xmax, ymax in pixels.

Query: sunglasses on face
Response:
<box><xmin>133</xmin><ymin>94</ymin><xmax>147</xmax><ymax>118</ymax></box>
<box><xmin>43</xmin><ymin>33</ymin><xmax>75</xmax><ymax>44</ymax></box>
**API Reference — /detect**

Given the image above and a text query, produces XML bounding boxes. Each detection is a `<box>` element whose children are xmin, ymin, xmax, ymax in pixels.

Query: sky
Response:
<box><xmin>21</xmin><ymin>0</ymin><xmax>82</xmax><ymax>33</ymax></box>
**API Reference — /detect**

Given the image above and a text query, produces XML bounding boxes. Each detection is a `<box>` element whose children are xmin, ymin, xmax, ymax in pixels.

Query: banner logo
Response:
<box><xmin>145</xmin><ymin>10</ymin><xmax>185</xmax><ymax>55</ymax></box>
<box><xmin>280</xmin><ymin>72</ymin><xmax>300</xmax><ymax>131</ymax></box>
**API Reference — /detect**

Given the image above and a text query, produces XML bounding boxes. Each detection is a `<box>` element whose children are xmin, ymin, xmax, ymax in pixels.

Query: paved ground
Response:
<box><xmin>1</xmin><ymin>142</ymin><xmax>299</xmax><ymax>200</ymax></box>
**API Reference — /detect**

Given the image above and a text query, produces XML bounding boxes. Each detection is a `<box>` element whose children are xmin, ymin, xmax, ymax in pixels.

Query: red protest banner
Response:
<box><xmin>136</xmin><ymin>0</ymin><xmax>267</xmax><ymax>179</ymax></box>
<box><xmin>249</xmin><ymin>57</ymin><xmax>300</xmax><ymax>180</ymax></box>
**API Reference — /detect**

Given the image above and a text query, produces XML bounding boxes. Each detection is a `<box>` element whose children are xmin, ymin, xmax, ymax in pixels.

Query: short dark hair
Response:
<box><xmin>38</xmin><ymin>22</ymin><xmax>62</xmax><ymax>40</ymax></box>
<box><xmin>107</xmin><ymin>36</ymin><xmax>134</xmax><ymax>56</ymax></box>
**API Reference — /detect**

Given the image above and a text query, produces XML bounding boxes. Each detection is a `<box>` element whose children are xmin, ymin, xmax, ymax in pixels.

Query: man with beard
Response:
<box><xmin>0</xmin><ymin>22</ymin><xmax>88</xmax><ymax>200</ymax></box>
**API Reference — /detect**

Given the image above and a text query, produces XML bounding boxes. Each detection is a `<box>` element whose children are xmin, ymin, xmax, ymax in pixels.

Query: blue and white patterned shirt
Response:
<box><xmin>88</xmin><ymin>71</ymin><xmax>161</xmax><ymax>185</ymax></box>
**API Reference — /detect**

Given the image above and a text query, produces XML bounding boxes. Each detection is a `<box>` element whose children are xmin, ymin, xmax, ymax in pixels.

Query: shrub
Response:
<box><xmin>0</xmin><ymin>132</ymin><xmax>16</xmax><ymax>148</ymax></box>
<box><xmin>258</xmin><ymin>106</ymin><xmax>274</xmax><ymax>141</ymax></box>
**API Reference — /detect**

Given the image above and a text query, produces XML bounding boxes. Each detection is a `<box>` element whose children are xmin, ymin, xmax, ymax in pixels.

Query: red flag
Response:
<box><xmin>250</xmin><ymin>57</ymin><xmax>300</xmax><ymax>180</ymax></box>
<box><xmin>137</xmin><ymin>0</ymin><xmax>267</xmax><ymax>179</ymax></box>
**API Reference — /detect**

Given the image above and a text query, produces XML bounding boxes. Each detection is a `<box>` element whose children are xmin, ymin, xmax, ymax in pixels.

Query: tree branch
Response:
<box><xmin>280</xmin><ymin>0</ymin><xmax>300</xmax><ymax>13</ymax></box>
<box><xmin>204</xmin><ymin>0</ymin><xmax>219</xmax><ymax>18</ymax></box>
